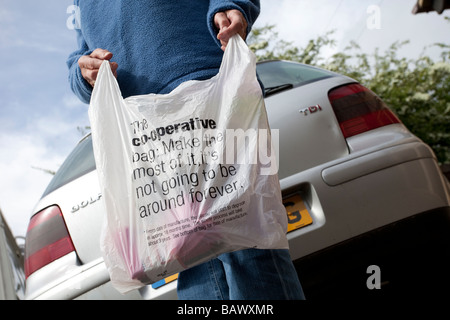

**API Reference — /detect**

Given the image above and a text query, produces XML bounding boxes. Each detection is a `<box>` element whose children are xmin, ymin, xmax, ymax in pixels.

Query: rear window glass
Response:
<box><xmin>257</xmin><ymin>60</ymin><xmax>335</xmax><ymax>90</ymax></box>
<box><xmin>41</xmin><ymin>135</ymin><xmax>96</xmax><ymax>197</ymax></box>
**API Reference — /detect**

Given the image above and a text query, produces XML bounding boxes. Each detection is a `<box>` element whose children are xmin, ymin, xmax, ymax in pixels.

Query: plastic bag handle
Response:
<box><xmin>217</xmin><ymin>34</ymin><xmax>258</xmax><ymax>84</ymax></box>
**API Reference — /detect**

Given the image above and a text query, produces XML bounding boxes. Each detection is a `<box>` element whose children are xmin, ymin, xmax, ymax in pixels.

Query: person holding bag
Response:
<box><xmin>67</xmin><ymin>0</ymin><xmax>304</xmax><ymax>300</ymax></box>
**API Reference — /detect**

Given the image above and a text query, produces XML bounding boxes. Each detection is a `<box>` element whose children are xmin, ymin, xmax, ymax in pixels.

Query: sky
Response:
<box><xmin>1</xmin><ymin>0</ymin><xmax>449</xmax><ymax>237</ymax></box>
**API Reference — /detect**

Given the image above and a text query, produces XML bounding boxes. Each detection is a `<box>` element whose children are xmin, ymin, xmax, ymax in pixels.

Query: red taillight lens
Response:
<box><xmin>329</xmin><ymin>83</ymin><xmax>400</xmax><ymax>138</ymax></box>
<box><xmin>24</xmin><ymin>206</ymin><xmax>75</xmax><ymax>278</ymax></box>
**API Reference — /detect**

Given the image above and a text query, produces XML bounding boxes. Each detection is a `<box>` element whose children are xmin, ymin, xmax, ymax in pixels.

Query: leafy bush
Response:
<box><xmin>249</xmin><ymin>25</ymin><xmax>450</xmax><ymax>164</ymax></box>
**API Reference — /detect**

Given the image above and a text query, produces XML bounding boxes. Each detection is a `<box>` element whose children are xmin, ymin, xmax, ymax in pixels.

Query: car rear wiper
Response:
<box><xmin>264</xmin><ymin>83</ymin><xmax>294</xmax><ymax>97</ymax></box>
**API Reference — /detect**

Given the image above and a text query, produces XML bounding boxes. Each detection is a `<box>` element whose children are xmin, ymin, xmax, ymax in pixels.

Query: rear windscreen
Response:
<box><xmin>257</xmin><ymin>60</ymin><xmax>335</xmax><ymax>90</ymax></box>
<box><xmin>41</xmin><ymin>135</ymin><xmax>96</xmax><ymax>198</ymax></box>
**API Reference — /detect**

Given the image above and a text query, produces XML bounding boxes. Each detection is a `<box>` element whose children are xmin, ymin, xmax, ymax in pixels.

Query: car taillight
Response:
<box><xmin>328</xmin><ymin>83</ymin><xmax>400</xmax><ymax>138</ymax></box>
<box><xmin>24</xmin><ymin>206</ymin><xmax>75</xmax><ymax>278</ymax></box>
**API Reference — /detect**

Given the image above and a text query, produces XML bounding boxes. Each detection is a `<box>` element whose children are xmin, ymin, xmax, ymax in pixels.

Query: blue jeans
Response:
<box><xmin>177</xmin><ymin>248</ymin><xmax>305</xmax><ymax>300</ymax></box>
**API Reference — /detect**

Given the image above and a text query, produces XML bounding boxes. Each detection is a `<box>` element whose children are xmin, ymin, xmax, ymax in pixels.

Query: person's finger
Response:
<box><xmin>78</xmin><ymin>49</ymin><xmax>118</xmax><ymax>86</ymax></box>
<box><xmin>110</xmin><ymin>62</ymin><xmax>118</xmax><ymax>78</ymax></box>
<box><xmin>78</xmin><ymin>55</ymin><xmax>103</xmax><ymax>70</ymax></box>
<box><xmin>216</xmin><ymin>10</ymin><xmax>248</xmax><ymax>50</ymax></box>
<box><xmin>90</xmin><ymin>48</ymin><xmax>113</xmax><ymax>60</ymax></box>
<box><xmin>221</xmin><ymin>10</ymin><xmax>247</xmax><ymax>41</ymax></box>
<box><xmin>214</xmin><ymin>11</ymin><xmax>231</xmax><ymax>33</ymax></box>
<box><xmin>80</xmin><ymin>66</ymin><xmax>98</xmax><ymax>87</ymax></box>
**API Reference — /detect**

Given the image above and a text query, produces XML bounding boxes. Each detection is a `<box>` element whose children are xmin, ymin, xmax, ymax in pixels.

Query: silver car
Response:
<box><xmin>24</xmin><ymin>60</ymin><xmax>450</xmax><ymax>299</ymax></box>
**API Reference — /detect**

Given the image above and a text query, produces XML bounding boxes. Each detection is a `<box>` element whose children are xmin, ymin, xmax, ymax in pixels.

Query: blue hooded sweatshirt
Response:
<box><xmin>67</xmin><ymin>0</ymin><xmax>260</xmax><ymax>104</ymax></box>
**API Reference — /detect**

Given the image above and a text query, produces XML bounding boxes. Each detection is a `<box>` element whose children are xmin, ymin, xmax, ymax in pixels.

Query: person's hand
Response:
<box><xmin>78</xmin><ymin>48</ymin><xmax>118</xmax><ymax>87</ymax></box>
<box><xmin>214</xmin><ymin>9</ymin><xmax>248</xmax><ymax>51</ymax></box>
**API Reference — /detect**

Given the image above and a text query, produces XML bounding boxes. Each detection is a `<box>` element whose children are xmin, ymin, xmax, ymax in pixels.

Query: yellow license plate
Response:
<box><xmin>152</xmin><ymin>273</ymin><xmax>178</xmax><ymax>289</ymax></box>
<box><xmin>283</xmin><ymin>194</ymin><xmax>313</xmax><ymax>232</ymax></box>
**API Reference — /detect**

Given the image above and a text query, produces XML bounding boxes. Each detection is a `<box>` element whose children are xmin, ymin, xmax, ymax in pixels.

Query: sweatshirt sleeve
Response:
<box><xmin>207</xmin><ymin>0</ymin><xmax>260</xmax><ymax>46</ymax></box>
<box><xmin>67</xmin><ymin>27</ymin><xmax>93</xmax><ymax>105</ymax></box>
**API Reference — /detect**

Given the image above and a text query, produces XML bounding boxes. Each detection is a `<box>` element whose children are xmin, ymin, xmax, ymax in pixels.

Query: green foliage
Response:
<box><xmin>249</xmin><ymin>25</ymin><xmax>450</xmax><ymax>164</ymax></box>
<box><xmin>248</xmin><ymin>26</ymin><xmax>336</xmax><ymax>65</ymax></box>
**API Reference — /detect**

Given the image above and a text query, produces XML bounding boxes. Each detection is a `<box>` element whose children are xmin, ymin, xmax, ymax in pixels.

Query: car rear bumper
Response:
<box><xmin>294</xmin><ymin>206</ymin><xmax>450</xmax><ymax>299</ymax></box>
<box><xmin>32</xmin><ymin>208</ymin><xmax>450</xmax><ymax>300</ymax></box>
<box><xmin>27</xmin><ymin>256</ymin><xmax>177</xmax><ymax>300</ymax></box>
<box><xmin>283</xmin><ymin>136</ymin><xmax>450</xmax><ymax>262</ymax></box>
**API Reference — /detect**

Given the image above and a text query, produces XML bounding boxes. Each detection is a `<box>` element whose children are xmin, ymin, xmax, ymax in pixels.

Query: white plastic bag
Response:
<box><xmin>89</xmin><ymin>35</ymin><xmax>288</xmax><ymax>293</ymax></box>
